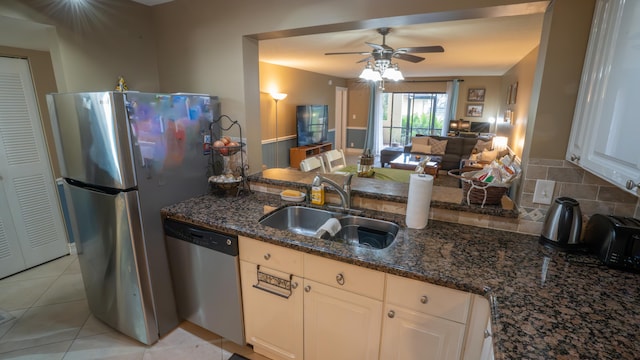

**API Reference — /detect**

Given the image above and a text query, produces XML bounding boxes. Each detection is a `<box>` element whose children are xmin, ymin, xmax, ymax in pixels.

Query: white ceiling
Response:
<box><xmin>26</xmin><ymin>0</ymin><xmax>544</xmax><ymax>80</ymax></box>
<box><xmin>259</xmin><ymin>14</ymin><xmax>545</xmax><ymax>79</ymax></box>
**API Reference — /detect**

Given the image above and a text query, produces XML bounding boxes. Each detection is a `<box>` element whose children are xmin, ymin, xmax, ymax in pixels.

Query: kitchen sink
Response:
<box><xmin>335</xmin><ymin>216</ymin><xmax>399</xmax><ymax>249</ymax></box>
<box><xmin>259</xmin><ymin>206</ymin><xmax>399</xmax><ymax>249</ymax></box>
<box><xmin>259</xmin><ymin>206</ymin><xmax>338</xmax><ymax>237</ymax></box>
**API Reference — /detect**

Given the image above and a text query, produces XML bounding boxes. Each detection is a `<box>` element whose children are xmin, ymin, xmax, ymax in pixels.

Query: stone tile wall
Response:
<box><xmin>517</xmin><ymin>158</ymin><xmax>640</xmax><ymax>235</ymax></box>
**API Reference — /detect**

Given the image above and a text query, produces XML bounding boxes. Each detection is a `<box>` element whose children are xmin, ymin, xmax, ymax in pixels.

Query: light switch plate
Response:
<box><xmin>533</xmin><ymin>180</ymin><xmax>556</xmax><ymax>205</ymax></box>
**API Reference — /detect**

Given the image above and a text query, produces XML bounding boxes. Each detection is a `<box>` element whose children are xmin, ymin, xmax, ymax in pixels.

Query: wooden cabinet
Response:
<box><xmin>567</xmin><ymin>0</ymin><xmax>640</xmax><ymax>194</ymax></box>
<box><xmin>290</xmin><ymin>143</ymin><xmax>332</xmax><ymax>169</ymax></box>
<box><xmin>380</xmin><ymin>274</ymin><xmax>470</xmax><ymax>360</ymax></box>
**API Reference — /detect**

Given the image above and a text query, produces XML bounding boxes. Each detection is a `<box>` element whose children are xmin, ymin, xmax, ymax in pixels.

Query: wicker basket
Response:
<box><xmin>447</xmin><ymin>169</ymin><xmax>510</xmax><ymax>206</ymax></box>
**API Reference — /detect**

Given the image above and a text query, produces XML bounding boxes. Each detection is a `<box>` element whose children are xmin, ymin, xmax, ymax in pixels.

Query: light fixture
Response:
<box><xmin>271</xmin><ymin>92</ymin><xmax>287</xmax><ymax>168</ymax></box>
<box><xmin>493</xmin><ymin>136</ymin><xmax>509</xmax><ymax>151</ymax></box>
<box><xmin>359</xmin><ymin>59</ymin><xmax>404</xmax><ymax>82</ymax></box>
<box><xmin>359</xmin><ymin>62</ymin><xmax>382</xmax><ymax>81</ymax></box>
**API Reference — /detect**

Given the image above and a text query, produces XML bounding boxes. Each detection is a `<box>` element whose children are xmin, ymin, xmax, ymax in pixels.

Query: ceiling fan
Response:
<box><xmin>324</xmin><ymin>27</ymin><xmax>445</xmax><ymax>64</ymax></box>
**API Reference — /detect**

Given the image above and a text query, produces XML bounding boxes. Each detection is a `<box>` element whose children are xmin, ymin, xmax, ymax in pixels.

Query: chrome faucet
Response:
<box><xmin>315</xmin><ymin>173</ymin><xmax>353</xmax><ymax>210</ymax></box>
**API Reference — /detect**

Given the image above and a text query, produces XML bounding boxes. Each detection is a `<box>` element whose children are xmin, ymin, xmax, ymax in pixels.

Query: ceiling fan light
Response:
<box><xmin>359</xmin><ymin>65</ymin><xmax>382</xmax><ymax>81</ymax></box>
<box><xmin>382</xmin><ymin>65</ymin><xmax>404</xmax><ymax>81</ymax></box>
<box><xmin>392</xmin><ymin>70</ymin><xmax>404</xmax><ymax>81</ymax></box>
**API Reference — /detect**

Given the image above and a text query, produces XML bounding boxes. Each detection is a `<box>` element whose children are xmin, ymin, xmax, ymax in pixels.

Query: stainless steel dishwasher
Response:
<box><xmin>163</xmin><ymin>219</ymin><xmax>244</xmax><ymax>345</ymax></box>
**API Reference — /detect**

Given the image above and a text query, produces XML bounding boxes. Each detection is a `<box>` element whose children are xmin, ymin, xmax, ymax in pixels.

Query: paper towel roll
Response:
<box><xmin>406</xmin><ymin>174</ymin><xmax>434</xmax><ymax>229</ymax></box>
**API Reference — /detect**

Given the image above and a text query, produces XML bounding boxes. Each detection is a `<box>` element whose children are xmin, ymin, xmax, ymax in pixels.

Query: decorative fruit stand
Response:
<box><xmin>208</xmin><ymin>115</ymin><xmax>250</xmax><ymax>196</ymax></box>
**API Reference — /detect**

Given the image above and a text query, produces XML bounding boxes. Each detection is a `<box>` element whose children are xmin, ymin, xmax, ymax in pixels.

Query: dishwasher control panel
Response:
<box><xmin>163</xmin><ymin>219</ymin><xmax>238</xmax><ymax>256</ymax></box>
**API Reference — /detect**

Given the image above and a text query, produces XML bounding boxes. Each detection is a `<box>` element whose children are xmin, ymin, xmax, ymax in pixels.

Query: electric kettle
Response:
<box><xmin>540</xmin><ymin>197</ymin><xmax>584</xmax><ymax>250</ymax></box>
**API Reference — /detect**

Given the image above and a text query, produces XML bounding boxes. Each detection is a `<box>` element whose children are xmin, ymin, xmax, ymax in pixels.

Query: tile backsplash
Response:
<box><xmin>517</xmin><ymin>158</ymin><xmax>640</xmax><ymax>234</ymax></box>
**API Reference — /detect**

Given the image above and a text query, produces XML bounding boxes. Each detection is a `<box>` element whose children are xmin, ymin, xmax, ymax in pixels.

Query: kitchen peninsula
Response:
<box><xmin>248</xmin><ymin>168</ymin><xmax>519</xmax><ymax>219</ymax></box>
<box><xmin>162</xmin><ymin>190</ymin><xmax>640</xmax><ymax>359</ymax></box>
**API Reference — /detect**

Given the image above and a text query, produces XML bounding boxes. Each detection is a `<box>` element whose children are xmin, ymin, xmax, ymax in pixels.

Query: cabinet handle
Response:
<box><xmin>336</xmin><ymin>273</ymin><xmax>345</xmax><ymax>286</ymax></box>
<box><xmin>291</xmin><ymin>282</ymin><xmax>298</xmax><ymax>289</ymax></box>
<box><xmin>626</xmin><ymin>180</ymin><xmax>639</xmax><ymax>191</ymax></box>
<box><xmin>420</xmin><ymin>295</ymin><xmax>429</xmax><ymax>304</ymax></box>
<box><xmin>304</xmin><ymin>285</ymin><xmax>311</xmax><ymax>292</ymax></box>
<box><xmin>570</xmin><ymin>154</ymin><xmax>580</xmax><ymax>162</ymax></box>
<box><xmin>264</xmin><ymin>253</ymin><xmax>271</xmax><ymax>260</ymax></box>
<box><xmin>387</xmin><ymin>310</ymin><xmax>395</xmax><ymax>318</ymax></box>
<box><xmin>484</xmin><ymin>330</ymin><xmax>492</xmax><ymax>339</ymax></box>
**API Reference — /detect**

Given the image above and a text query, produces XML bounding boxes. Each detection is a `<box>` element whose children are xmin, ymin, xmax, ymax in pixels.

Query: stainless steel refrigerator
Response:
<box><xmin>47</xmin><ymin>91</ymin><xmax>219</xmax><ymax>345</ymax></box>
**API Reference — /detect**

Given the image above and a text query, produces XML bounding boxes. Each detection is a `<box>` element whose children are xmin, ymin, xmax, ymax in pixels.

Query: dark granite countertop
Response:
<box><xmin>247</xmin><ymin>168</ymin><xmax>519</xmax><ymax>218</ymax></box>
<box><xmin>162</xmin><ymin>191</ymin><xmax>640</xmax><ymax>359</ymax></box>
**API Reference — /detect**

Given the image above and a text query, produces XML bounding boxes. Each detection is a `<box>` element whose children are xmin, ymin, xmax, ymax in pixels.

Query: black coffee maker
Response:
<box><xmin>540</xmin><ymin>197</ymin><xmax>584</xmax><ymax>250</ymax></box>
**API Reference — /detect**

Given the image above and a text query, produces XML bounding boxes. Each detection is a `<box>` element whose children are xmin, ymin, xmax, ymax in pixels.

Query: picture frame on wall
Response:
<box><xmin>466</xmin><ymin>104</ymin><xmax>484</xmax><ymax>117</ymax></box>
<box><xmin>467</xmin><ymin>88</ymin><xmax>485</xmax><ymax>102</ymax></box>
<box><xmin>509</xmin><ymin>82</ymin><xmax>518</xmax><ymax>104</ymax></box>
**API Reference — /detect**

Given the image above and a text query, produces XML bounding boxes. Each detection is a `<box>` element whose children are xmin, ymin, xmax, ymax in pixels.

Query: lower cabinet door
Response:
<box><xmin>240</xmin><ymin>260</ymin><xmax>304</xmax><ymax>360</ymax></box>
<box><xmin>303</xmin><ymin>279</ymin><xmax>383</xmax><ymax>360</ymax></box>
<box><xmin>380</xmin><ymin>304</ymin><xmax>466</xmax><ymax>360</ymax></box>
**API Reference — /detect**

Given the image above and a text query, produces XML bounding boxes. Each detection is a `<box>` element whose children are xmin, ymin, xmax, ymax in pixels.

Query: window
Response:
<box><xmin>381</xmin><ymin>92</ymin><xmax>448</xmax><ymax>146</ymax></box>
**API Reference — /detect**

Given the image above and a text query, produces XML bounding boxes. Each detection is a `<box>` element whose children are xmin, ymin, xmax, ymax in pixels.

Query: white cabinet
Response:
<box><xmin>463</xmin><ymin>295</ymin><xmax>493</xmax><ymax>360</ymax></box>
<box><xmin>303</xmin><ymin>279</ymin><xmax>383</xmax><ymax>360</ymax></box>
<box><xmin>239</xmin><ymin>237</ymin><xmax>492</xmax><ymax>360</ymax></box>
<box><xmin>380</xmin><ymin>274</ymin><xmax>470</xmax><ymax>360</ymax></box>
<box><xmin>239</xmin><ymin>236</ymin><xmax>304</xmax><ymax>360</ymax></box>
<box><xmin>567</xmin><ymin>0</ymin><xmax>640</xmax><ymax>194</ymax></box>
<box><xmin>303</xmin><ymin>254</ymin><xmax>384</xmax><ymax>360</ymax></box>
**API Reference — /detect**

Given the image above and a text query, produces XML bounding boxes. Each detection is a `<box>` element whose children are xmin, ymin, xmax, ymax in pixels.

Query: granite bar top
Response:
<box><xmin>247</xmin><ymin>168</ymin><xmax>519</xmax><ymax>218</ymax></box>
<box><xmin>162</xmin><ymin>192</ymin><xmax>640</xmax><ymax>359</ymax></box>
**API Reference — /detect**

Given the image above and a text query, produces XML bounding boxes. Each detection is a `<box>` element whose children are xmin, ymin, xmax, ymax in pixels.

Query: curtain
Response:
<box><xmin>442</xmin><ymin>79</ymin><xmax>460</xmax><ymax>136</ymax></box>
<box><xmin>373</xmin><ymin>86</ymin><xmax>383</xmax><ymax>155</ymax></box>
<box><xmin>364</xmin><ymin>82</ymin><xmax>382</xmax><ymax>155</ymax></box>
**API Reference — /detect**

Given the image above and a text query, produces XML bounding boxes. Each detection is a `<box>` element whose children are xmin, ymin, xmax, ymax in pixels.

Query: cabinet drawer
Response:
<box><xmin>304</xmin><ymin>253</ymin><xmax>385</xmax><ymax>300</ymax></box>
<box><xmin>239</xmin><ymin>236</ymin><xmax>303</xmax><ymax>276</ymax></box>
<box><xmin>386</xmin><ymin>274</ymin><xmax>471</xmax><ymax>324</ymax></box>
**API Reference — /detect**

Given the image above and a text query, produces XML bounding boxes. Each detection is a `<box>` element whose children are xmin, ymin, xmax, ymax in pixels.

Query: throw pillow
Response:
<box><xmin>411</xmin><ymin>143</ymin><xmax>432</xmax><ymax>154</ymax></box>
<box><xmin>411</xmin><ymin>136</ymin><xmax>430</xmax><ymax>146</ymax></box>
<box><xmin>474</xmin><ymin>139</ymin><xmax>492</xmax><ymax>153</ymax></box>
<box><xmin>429</xmin><ymin>138</ymin><xmax>448</xmax><ymax>155</ymax></box>
<box><xmin>480</xmin><ymin>149</ymin><xmax>499</xmax><ymax>162</ymax></box>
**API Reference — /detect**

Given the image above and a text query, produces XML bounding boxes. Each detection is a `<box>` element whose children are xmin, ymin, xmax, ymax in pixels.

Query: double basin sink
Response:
<box><xmin>259</xmin><ymin>206</ymin><xmax>400</xmax><ymax>249</ymax></box>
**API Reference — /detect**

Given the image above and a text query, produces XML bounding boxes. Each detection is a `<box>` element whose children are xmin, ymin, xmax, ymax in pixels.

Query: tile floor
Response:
<box><xmin>0</xmin><ymin>255</ymin><xmax>268</xmax><ymax>360</ymax></box>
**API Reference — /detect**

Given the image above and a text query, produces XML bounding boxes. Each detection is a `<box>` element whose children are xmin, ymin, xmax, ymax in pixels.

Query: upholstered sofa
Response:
<box><xmin>403</xmin><ymin>135</ymin><xmax>494</xmax><ymax>170</ymax></box>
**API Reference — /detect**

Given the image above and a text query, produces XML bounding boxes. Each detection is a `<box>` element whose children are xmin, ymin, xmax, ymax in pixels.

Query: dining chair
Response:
<box><xmin>323</xmin><ymin>149</ymin><xmax>347</xmax><ymax>173</ymax></box>
<box><xmin>299</xmin><ymin>156</ymin><xmax>326</xmax><ymax>173</ymax></box>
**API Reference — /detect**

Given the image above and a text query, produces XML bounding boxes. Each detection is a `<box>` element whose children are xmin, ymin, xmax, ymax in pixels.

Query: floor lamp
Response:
<box><xmin>271</xmin><ymin>92</ymin><xmax>287</xmax><ymax>168</ymax></box>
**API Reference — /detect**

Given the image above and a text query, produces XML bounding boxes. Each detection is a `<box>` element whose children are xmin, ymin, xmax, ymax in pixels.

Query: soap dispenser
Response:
<box><xmin>311</xmin><ymin>174</ymin><xmax>325</xmax><ymax>205</ymax></box>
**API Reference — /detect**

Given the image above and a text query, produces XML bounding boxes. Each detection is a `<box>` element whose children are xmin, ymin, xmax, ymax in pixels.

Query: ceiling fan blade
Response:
<box><xmin>356</xmin><ymin>56</ymin><xmax>372</xmax><ymax>63</ymax></box>
<box><xmin>396</xmin><ymin>46</ymin><xmax>445</xmax><ymax>54</ymax></box>
<box><xmin>365</xmin><ymin>42</ymin><xmax>392</xmax><ymax>52</ymax></box>
<box><xmin>325</xmin><ymin>51</ymin><xmax>371</xmax><ymax>56</ymax></box>
<box><xmin>393</xmin><ymin>53</ymin><xmax>425</xmax><ymax>63</ymax></box>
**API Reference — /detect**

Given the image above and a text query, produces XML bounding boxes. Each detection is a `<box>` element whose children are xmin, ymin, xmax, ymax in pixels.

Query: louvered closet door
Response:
<box><xmin>0</xmin><ymin>57</ymin><xmax>68</xmax><ymax>278</ymax></box>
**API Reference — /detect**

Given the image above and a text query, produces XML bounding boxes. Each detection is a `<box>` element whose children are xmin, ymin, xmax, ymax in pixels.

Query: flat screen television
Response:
<box><xmin>296</xmin><ymin>105</ymin><xmax>328</xmax><ymax>146</ymax></box>
<box><xmin>470</xmin><ymin>121</ymin><xmax>491</xmax><ymax>133</ymax></box>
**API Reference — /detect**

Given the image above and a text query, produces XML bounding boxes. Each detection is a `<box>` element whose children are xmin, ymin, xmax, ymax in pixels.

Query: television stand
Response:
<box><xmin>290</xmin><ymin>143</ymin><xmax>332</xmax><ymax>169</ymax></box>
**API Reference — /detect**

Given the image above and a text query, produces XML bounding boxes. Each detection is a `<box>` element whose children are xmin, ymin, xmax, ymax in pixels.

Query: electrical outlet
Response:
<box><xmin>533</xmin><ymin>180</ymin><xmax>555</xmax><ymax>205</ymax></box>
<box><xmin>350</xmin><ymin>142</ymin><xmax>354</xmax><ymax>147</ymax></box>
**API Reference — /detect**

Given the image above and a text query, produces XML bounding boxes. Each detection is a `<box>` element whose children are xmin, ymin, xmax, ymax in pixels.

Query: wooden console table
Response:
<box><xmin>290</xmin><ymin>143</ymin><xmax>332</xmax><ymax>169</ymax></box>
